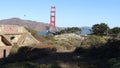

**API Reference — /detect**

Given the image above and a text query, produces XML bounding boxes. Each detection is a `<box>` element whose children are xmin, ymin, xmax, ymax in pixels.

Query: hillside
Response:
<box><xmin>0</xmin><ymin>18</ymin><xmax>92</xmax><ymax>34</ymax></box>
<box><xmin>0</xmin><ymin>18</ymin><xmax>49</xmax><ymax>32</ymax></box>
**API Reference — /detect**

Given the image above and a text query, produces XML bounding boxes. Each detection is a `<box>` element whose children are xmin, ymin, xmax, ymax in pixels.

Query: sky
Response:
<box><xmin>0</xmin><ymin>0</ymin><xmax>120</xmax><ymax>28</ymax></box>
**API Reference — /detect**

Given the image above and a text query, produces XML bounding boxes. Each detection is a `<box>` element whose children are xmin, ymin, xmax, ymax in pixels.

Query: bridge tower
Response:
<box><xmin>49</xmin><ymin>6</ymin><xmax>58</xmax><ymax>33</ymax></box>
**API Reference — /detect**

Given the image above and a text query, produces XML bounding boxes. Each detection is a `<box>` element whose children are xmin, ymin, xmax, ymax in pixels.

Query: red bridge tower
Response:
<box><xmin>49</xmin><ymin>6</ymin><xmax>58</xmax><ymax>32</ymax></box>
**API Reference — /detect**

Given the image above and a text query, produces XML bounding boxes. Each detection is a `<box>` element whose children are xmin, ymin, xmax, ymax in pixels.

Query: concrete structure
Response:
<box><xmin>0</xmin><ymin>25</ymin><xmax>40</xmax><ymax>46</ymax></box>
<box><xmin>0</xmin><ymin>25</ymin><xmax>40</xmax><ymax>58</ymax></box>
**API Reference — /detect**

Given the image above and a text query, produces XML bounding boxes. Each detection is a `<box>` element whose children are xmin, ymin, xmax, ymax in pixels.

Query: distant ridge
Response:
<box><xmin>0</xmin><ymin>18</ymin><xmax>49</xmax><ymax>32</ymax></box>
<box><xmin>0</xmin><ymin>18</ymin><xmax>92</xmax><ymax>34</ymax></box>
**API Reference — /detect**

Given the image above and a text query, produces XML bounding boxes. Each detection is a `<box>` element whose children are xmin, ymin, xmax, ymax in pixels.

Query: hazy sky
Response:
<box><xmin>0</xmin><ymin>0</ymin><xmax>120</xmax><ymax>28</ymax></box>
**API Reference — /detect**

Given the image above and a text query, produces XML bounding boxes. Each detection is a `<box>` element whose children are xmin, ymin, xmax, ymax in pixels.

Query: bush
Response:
<box><xmin>109</xmin><ymin>57</ymin><xmax>120</xmax><ymax>68</ymax></box>
<box><xmin>81</xmin><ymin>35</ymin><xmax>107</xmax><ymax>48</ymax></box>
<box><xmin>10</xmin><ymin>43</ymin><xmax>20</xmax><ymax>55</ymax></box>
<box><xmin>0</xmin><ymin>61</ymin><xmax>60</xmax><ymax>68</ymax></box>
<box><xmin>4</xmin><ymin>46</ymin><xmax>57</xmax><ymax>63</ymax></box>
<box><xmin>45</xmin><ymin>34</ymin><xmax>54</xmax><ymax>40</ymax></box>
<box><xmin>54</xmin><ymin>45</ymin><xmax>66</xmax><ymax>52</ymax></box>
<box><xmin>25</xmin><ymin>27</ymin><xmax>37</xmax><ymax>36</ymax></box>
<box><xmin>75</xmin><ymin>39</ymin><xmax>120</xmax><ymax>59</ymax></box>
<box><xmin>54</xmin><ymin>38</ymin><xmax>81</xmax><ymax>51</ymax></box>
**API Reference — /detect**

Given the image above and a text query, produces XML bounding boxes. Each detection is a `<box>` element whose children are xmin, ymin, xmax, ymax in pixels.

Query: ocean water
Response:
<box><xmin>37</xmin><ymin>32</ymin><xmax>48</xmax><ymax>36</ymax></box>
<box><xmin>80</xmin><ymin>27</ymin><xmax>92</xmax><ymax>34</ymax></box>
<box><xmin>37</xmin><ymin>27</ymin><xmax>92</xmax><ymax>35</ymax></box>
<box><xmin>37</xmin><ymin>28</ymin><xmax>92</xmax><ymax>35</ymax></box>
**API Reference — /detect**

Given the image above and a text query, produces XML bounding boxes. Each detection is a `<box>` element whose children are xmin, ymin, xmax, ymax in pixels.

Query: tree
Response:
<box><xmin>92</xmin><ymin>23</ymin><xmax>109</xmax><ymax>36</ymax></box>
<box><xmin>109</xmin><ymin>27</ymin><xmax>120</xmax><ymax>37</ymax></box>
<box><xmin>60</xmin><ymin>27</ymin><xmax>81</xmax><ymax>34</ymax></box>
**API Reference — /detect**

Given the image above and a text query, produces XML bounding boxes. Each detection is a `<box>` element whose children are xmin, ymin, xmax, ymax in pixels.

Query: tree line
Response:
<box><xmin>92</xmin><ymin>23</ymin><xmax>120</xmax><ymax>38</ymax></box>
<box><xmin>59</xmin><ymin>23</ymin><xmax>120</xmax><ymax>38</ymax></box>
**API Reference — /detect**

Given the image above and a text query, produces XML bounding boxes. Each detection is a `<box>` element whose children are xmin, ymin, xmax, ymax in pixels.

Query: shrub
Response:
<box><xmin>25</xmin><ymin>27</ymin><xmax>37</xmax><ymax>36</ymax></box>
<box><xmin>75</xmin><ymin>39</ymin><xmax>120</xmax><ymax>59</ymax></box>
<box><xmin>81</xmin><ymin>35</ymin><xmax>107</xmax><ymax>48</ymax></box>
<box><xmin>10</xmin><ymin>43</ymin><xmax>19</xmax><ymax>55</ymax></box>
<box><xmin>109</xmin><ymin>57</ymin><xmax>120</xmax><ymax>68</ymax></box>
<box><xmin>45</xmin><ymin>34</ymin><xmax>54</xmax><ymax>40</ymax></box>
<box><xmin>0</xmin><ymin>61</ymin><xmax>60</xmax><ymax>68</ymax></box>
<box><xmin>54</xmin><ymin>45</ymin><xmax>66</xmax><ymax>52</ymax></box>
<box><xmin>5</xmin><ymin>46</ymin><xmax>57</xmax><ymax>63</ymax></box>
